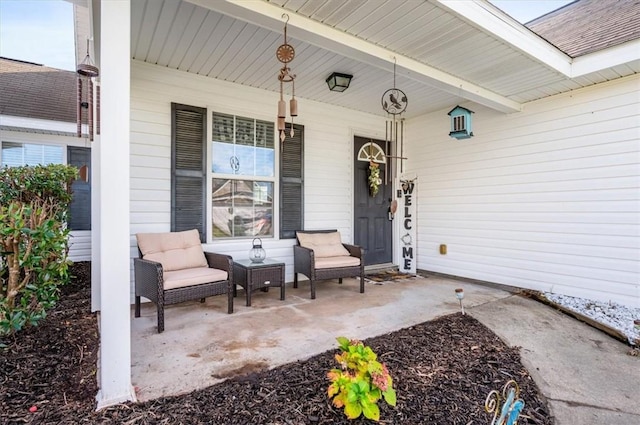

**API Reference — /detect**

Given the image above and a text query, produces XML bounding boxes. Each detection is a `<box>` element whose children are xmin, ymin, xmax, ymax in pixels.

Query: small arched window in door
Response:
<box><xmin>357</xmin><ymin>141</ymin><xmax>386</xmax><ymax>164</ymax></box>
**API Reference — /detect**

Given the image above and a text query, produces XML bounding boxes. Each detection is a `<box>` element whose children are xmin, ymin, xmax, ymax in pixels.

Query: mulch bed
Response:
<box><xmin>1</xmin><ymin>262</ymin><xmax>553</xmax><ymax>424</ymax></box>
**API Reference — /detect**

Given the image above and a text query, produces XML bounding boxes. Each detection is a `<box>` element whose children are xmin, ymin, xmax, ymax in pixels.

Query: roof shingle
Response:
<box><xmin>527</xmin><ymin>0</ymin><xmax>640</xmax><ymax>57</ymax></box>
<box><xmin>0</xmin><ymin>57</ymin><xmax>81</xmax><ymax>123</ymax></box>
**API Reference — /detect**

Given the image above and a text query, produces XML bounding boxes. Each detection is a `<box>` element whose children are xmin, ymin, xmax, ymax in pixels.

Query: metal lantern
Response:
<box><xmin>249</xmin><ymin>238</ymin><xmax>266</xmax><ymax>263</ymax></box>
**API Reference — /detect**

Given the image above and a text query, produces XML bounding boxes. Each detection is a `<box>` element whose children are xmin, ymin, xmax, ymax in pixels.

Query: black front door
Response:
<box><xmin>354</xmin><ymin>136</ymin><xmax>392</xmax><ymax>265</ymax></box>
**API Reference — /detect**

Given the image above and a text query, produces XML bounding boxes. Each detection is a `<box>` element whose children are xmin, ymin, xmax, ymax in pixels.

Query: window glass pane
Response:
<box><xmin>235</xmin><ymin>116</ymin><xmax>254</xmax><ymax>146</ymax></box>
<box><xmin>212</xmin><ymin>113</ymin><xmax>234</xmax><ymax>143</ymax></box>
<box><xmin>24</xmin><ymin>144</ymin><xmax>44</xmax><ymax>165</ymax></box>
<box><xmin>43</xmin><ymin>145</ymin><xmax>64</xmax><ymax>164</ymax></box>
<box><xmin>234</xmin><ymin>144</ymin><xmax>256</xmax><ymax>176</ymax></box>
<box><xmin>212</xmin><ymin>178</ymin><xmax>273</xmax><ymax>238</ymax></box>
<box><xmin>255</xmin><ymin>146</ymin><xmax>274</xmax><ymax>177</ymax></box>
<box><xmin>256</xmin><ymin>120</ymin><xmax>274</xmax><ymax>148</ymax></box>
<box><xmin>1</xmin><ymin>142</ymin><xmax>63</xmax><ymax>167</ymax></box>
<box><xmin>212</xmin><ymin>142</ymin><xmax>235</xmax><ymax>174</ymax></box>
<box><xmin>1</xmin><ymin>142</ymin><xmax>23</xmax><ymax>167</ymax></box>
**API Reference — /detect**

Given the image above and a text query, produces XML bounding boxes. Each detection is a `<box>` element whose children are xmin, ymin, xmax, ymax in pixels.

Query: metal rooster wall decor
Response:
<box><xmin>276</xmin><ymin>14</ymin><xmax>298</xmax><ymax>142</ymax></box>
<box><xmin>382</xmin><ymin>58</ymin><xmax>408</xmax><ymax>183</ymax></box>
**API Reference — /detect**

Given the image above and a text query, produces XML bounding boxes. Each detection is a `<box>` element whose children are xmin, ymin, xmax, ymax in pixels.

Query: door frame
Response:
<box><xmin>353</xmin><ymin>134</ymin><xmax>395</xmax><ymax>266</ymax></box>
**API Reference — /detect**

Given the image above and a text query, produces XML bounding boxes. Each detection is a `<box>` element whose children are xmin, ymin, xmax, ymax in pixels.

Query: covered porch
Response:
<box><xmin>131</xmin><ymin>274</ymin><xmax>512</xmax><ymax>401</ymax></box>
<box><xmin>82</xmin><ymin>0</ymin><xmax>640</xmax><ymax>408</ymax></box>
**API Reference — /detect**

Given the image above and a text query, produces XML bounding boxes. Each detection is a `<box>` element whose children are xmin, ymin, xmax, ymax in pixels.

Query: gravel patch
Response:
<box><xmin>543</xmin><ymin>292</ymin><xmax>640</xmax><ymax>345</ymax></box>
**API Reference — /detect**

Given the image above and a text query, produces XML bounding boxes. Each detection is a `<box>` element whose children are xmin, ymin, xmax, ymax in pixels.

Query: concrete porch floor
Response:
<box><xmin>131</xmin><ymin>275</ymin><xmax>511</xmax><ymax>401</ymax></box>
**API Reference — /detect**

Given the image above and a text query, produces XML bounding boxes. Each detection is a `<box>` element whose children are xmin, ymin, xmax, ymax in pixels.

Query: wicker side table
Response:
<box><xmin>233</xmin><ymin>258</ymin><xmax>285</xmax><ymax>306</ymax></box>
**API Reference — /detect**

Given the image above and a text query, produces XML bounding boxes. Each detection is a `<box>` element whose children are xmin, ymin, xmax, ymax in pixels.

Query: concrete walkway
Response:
<box><xmin>469</xmin><ymin>295</ymin><xmax>640</xmax><ymax>425</ymax></box>
<box><xmin>131</xmin><ymin>275</ymin><xmax>639</xmax><ymax>424</ymax></box>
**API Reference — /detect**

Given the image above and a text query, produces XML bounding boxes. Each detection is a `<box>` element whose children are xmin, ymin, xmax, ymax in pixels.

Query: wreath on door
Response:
<box><xmin>368</xmin><ymin>161</ymin><xmax>382</xmax><ymax>197</ymax></box>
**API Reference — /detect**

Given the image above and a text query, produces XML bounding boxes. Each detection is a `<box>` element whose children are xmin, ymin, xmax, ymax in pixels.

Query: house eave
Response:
<box><xmin>184</xmin><ymin>0</ymin><xmax>522</xmax><ymax>114</ymax></box>
<box><xmin>435</xmin><ymin>0</ymin><xmax>640</xmax><ymax>78</ymax></box>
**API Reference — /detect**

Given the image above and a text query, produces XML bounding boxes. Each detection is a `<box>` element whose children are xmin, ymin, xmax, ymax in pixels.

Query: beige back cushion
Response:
<box><xmin>136</xmin><ymin>229</ymin><xmax>208</xmax><ymax>271</ymax></box>
<box><xmin>296</xmin><ymin>231</ymin><xmax>350</xmax><ymax>258</ymax></box>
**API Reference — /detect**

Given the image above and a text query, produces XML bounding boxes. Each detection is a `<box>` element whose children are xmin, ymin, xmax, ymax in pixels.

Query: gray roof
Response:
<box><xmin>527</xmin><ymin>0</ymin><xmax>640</xmax><ymax>57</ymax></box>
<box><xmin>0</xmin><ymin>57</ymin><xmax>80</xmax><ymax>123</ymax></box>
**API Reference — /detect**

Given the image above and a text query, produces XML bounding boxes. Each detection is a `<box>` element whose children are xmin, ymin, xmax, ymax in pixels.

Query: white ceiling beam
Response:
<box><xmin>185</xmin><ymin>0</ymin><xmax>522</xmax><ymax>113</ymax></box>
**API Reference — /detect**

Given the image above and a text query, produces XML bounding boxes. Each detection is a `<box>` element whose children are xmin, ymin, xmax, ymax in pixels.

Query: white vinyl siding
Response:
<box><xmin>130</xmin><ymin>60</ymin><xmax>386</xmax><ymax>285</ymax></box>
<box><xmin>405</xmin><ymin>74</ymin><xmax>639</xmax><ymax>307</ymax></box>
<box><xmin>68</xmin><ymin>231</ymin><xmax>92</xmax><ymax>262</ymax></box>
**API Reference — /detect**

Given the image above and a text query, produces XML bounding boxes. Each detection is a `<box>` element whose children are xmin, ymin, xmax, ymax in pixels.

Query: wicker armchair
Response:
<box><xmin>293</xmin><ymin>230</ymin><xmax>365</xmax><ymax>299</ymax></box>
<box><xmin>134</xmin><ymin>230</ymin><xmax>233</xmax><ymax>333</ymax></box>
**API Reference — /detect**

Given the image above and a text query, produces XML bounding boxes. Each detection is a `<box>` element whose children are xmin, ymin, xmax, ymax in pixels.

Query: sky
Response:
<box><xmin>0</xmin><ymin>0</ymin><xmax>75</xmax><ymax>70</ymax></box>
<box><xmin>0</xmin><ymin>0</ymin><xmax>574</xmax><ymax>72</ymax></box>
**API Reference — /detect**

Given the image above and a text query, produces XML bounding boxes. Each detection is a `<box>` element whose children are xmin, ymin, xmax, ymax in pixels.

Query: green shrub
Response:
<box><xmin>0</xmin><ymin>164</ymin><xmax>77</xmax><ymax>335</ymax></box>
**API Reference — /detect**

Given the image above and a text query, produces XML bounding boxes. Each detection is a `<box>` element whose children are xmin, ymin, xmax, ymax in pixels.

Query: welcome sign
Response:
<box><xmin>398</xmin><ymin>177</ymin><xmax>417</xmax><ymax>274</ymax></box>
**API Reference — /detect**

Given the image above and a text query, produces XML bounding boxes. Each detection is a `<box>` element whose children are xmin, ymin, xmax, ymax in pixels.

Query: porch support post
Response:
<box><xmin>95</xmin><ymin>0</ymin><xmax>135</xmax><ymax>409</ymax></box>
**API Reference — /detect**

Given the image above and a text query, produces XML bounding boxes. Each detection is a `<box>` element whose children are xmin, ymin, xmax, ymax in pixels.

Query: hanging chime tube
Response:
<box><xmin>394</xmin><ymin>118</ymin><xmax>398</xmax><ymax>180</ymax></box>
<box><xmin>89</xmin><ymin>80</ymin><xmax>94</xmax><ymax>142</ymax></box>
<box><xmin>289</xmin><ymin>98</ymin><xmax>297</xmax><ymax>117</ymax></box>
<box><xmin>289</xmin><ymin>79</ymin><xmax>296</xmax><ymax>137</ymax></box>
<box><xmin>77</xmin><ymin>77</ymin><xmax>82</xmax><ymax>137</ymax></box>
<box><xmin>400</xmin><ymin>118</ymin><xmax>404</xmax><ymax>173</ymax></box>
<box><xmin>278</xmin><ymin>80</ymin><xmax>286</xmax><ymax>118</ymax></box>
<box><xmin>385</xmin><ymin>120</ymin><xmax>389</xmax><ymax>184</ymax></box>
<box><xmin>290</xmin><ymin>79</ymin><xmax>297</xmax><ymax>117</ymax></box>
<box><xmin>96</xmin><ymin>84</ymin><xmax>101</xmax><ymax>135</ymax></box>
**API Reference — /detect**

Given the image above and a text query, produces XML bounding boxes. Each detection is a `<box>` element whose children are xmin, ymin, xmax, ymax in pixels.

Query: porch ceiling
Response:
<box><xmin>125</xmin><ymin>0</ymin><xmax>639</xmax><ymax>118</ymax></box>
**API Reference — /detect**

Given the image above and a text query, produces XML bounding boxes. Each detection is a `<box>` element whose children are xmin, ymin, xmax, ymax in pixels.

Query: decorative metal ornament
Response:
<box><xmin>381</xmin><ymin>88</ymin><xmax>407</xmax><ymax>115</ymax></box>
<box><xmin>485</xmin><ymin>380</ymin><xmax>526</xmax><ymax>425</ymax></box>
<box><xmin>382</xmin><ymin>57</ymin><xmax>408</xmax><ymax>183</ymax></box>
<box><xmin>276</xmin><ymin>43</ymin><xmax>295</xmax><ymax>63</ymax></box>
<box><xmin>276</xmin><ymin>14</ymin><xmax>298</xmax><ymax>142</ymax></box>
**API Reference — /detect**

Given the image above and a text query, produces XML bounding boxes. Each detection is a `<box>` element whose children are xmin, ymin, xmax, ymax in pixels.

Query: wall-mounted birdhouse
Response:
<box><xmin>448</xmin><ymin>105</ymin><xmax>474</xmax><ymax>140</ymax></box>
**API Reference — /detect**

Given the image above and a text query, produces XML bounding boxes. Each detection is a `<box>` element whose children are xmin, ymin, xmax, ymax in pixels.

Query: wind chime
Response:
<box><xmin>381</xmin><ymin>58</ymin><xmax>408</xmax><ymax>183</ymax></box>
<box><xmin>76</xmin><ymin>39</ymin><xmax>99</xmax><ymax>182</ymax></box>
<box><xmin>276</xmin><ymin>14</ymin><xmax>298</xmax><ymax>142</ymax></box>
<box><xmin>76</xmin><ymin>38</ymin><xmax>99</xmax><ymax>142</ymax></box>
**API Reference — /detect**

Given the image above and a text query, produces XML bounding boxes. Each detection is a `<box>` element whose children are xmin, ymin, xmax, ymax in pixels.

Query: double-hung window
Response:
<box><xmin>211</xmin><ymin>113</ymin><xmax>274</xmax><ymax>238</ymax></box>
<box><xmin>171</xmin><ymin>103</ymin><xmax>303</xmax><ymax>242</ymax></box>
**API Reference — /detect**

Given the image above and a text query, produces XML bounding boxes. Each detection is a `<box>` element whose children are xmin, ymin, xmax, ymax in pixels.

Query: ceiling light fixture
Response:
<box><xmin>325</xmin><ymin>72</ymin><xmax>353</xmax><ymax>92</ymax></box>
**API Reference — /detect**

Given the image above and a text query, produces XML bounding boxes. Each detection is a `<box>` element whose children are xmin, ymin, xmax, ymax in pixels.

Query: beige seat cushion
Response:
<box><xmin>296</xmin><ymin>231</ymin><xmax>350</xmax><ymax>258</ymax></box>
<box><xmin>163</xmin><ymin>267</ymin><xmax>228</xmax><ymax>290</ymax></box>
<box><xmin>315</xmin><ymin>256</ymin><xmax>361</xmax><ymax>269</ymax></box>
<box><xmin>137</xmin><ymin>229</ymin><xmax>207</xmax><ymax>271</ymax></box>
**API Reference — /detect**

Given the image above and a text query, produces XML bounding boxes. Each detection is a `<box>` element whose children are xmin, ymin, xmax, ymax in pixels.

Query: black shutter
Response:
<box><xmin>171</xmin><ymin>103</ymin><xmax>206</xmax><ymax>242</ymax></box>
<box><xmin>67</xmin><ymin>146</ymin><xmax>91</xmax><ymax>231</ymax></box>
<box><xmin>280</xmin><ymin>124</ymin><xmax>303</xmax><ymax>239</ymax></box>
